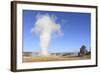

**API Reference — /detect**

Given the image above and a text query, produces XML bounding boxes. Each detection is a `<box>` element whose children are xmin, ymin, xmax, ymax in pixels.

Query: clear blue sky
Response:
<box><xmin>23</xmin><ymin>10</ymin><xmax>91</xmax><ymax>53</ymax></box>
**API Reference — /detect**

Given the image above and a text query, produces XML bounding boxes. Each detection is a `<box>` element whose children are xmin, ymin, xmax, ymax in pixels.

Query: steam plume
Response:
<box><xmin>31</xmin><ymin>14</ymin><xmax>63</xmax><ymax>56</ymax></box>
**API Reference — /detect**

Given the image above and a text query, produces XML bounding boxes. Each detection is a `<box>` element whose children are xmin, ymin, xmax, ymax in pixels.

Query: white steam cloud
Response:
<box><xmin>31</xmin><ymin>14</ymin><xmax>63</xmax><ymax>56</ymax></box>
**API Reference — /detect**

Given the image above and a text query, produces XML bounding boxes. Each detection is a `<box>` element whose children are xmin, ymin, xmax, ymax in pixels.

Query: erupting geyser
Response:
<box><xmin>31</xmin><ymin>14</ymin><xmax>63</xmax><ymax>56</ymax></box>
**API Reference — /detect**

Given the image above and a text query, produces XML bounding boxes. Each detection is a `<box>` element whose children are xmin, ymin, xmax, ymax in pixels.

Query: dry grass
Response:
<box><xmin>22</xmin><ymin>55</ymin><xmax>91</xmax><ymax>63</ymax></box>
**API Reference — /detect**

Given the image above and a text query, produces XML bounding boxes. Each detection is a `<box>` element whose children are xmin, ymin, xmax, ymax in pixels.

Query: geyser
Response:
<box><xmin>31</xmin><ymin>14</ymin><xmax>63</xmax><ymax>56</ymax></box>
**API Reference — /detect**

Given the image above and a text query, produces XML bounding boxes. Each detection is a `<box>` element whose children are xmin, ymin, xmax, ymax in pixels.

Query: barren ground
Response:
<box><xmin>22</xmin><ymin>55</ymin><xmax>91</xmax><ymax>63</ymax></box>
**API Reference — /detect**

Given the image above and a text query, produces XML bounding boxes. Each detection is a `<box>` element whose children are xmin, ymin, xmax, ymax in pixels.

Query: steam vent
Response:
<box><xmin>31</xmin><ymin>14</ymin><xmax>62</xmax><ymax>56</ymax></box>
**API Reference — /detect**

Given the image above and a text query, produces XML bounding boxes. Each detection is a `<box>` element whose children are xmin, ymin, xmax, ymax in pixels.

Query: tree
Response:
<box><xmin>86</xmin><ymin>47</ymin><xmax>91</xmax><ymax>55</ymax></box>
<box><xmin>80</xmin><ymin>45</ymin><xmax>88</xmax><ymax>56</ymax></box>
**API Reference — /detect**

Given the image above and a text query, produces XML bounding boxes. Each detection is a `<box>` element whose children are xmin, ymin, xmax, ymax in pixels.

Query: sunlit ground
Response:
<box><xmin>22</xmin><ymin>55</ymin><xmax>91</xmax><ymax>63</ymax></box>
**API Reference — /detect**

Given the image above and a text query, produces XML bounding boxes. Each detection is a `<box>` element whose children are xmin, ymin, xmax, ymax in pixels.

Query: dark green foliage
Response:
<box><xmin>79</xmin><ymin>45</ymin><xmax>88</xmax><ymax>56</ymax></box>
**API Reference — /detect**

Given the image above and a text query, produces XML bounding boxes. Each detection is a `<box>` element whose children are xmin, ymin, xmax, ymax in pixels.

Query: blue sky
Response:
<box><xmin>23</xmin><ymin>10</ymin><xmax>91</xmax><ymax>53</ymax></box>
